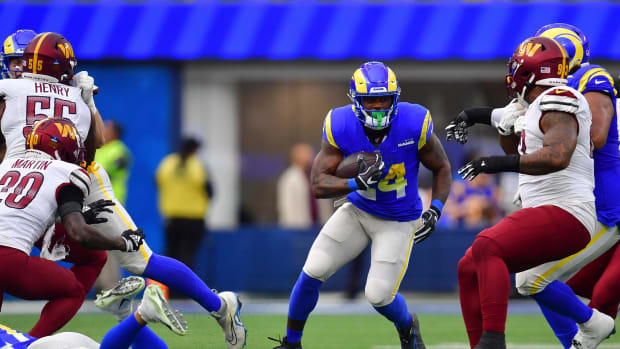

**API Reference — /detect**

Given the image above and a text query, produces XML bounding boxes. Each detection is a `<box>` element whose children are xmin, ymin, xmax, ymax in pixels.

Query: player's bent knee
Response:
<box><xmin>457</xmin><ymin>253</ymin><xmax>475</xmax><ymax>279</ymax></box>
<box><xmin>471</xmin><ymin>235</ymin><xmax>502</xmax><ymax>261</ymax></box>
<box><xmin>303</xmin><ymin>249</ymin><xmax>333</xmax><ymax>282</ymax></box>
<box><xmin>365</xmin><ymin>278</ymin><xmax>392</xmax><ymax>307</ymax></box>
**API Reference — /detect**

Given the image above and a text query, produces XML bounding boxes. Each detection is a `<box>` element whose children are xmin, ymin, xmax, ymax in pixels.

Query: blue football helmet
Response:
<box><xmin>0</xmin><ymin>29</ymin><xmax>37</xmax><ymax>79</ymax></box>
<box><xmin>348</xmin><ymin>61</ymin><xmax>401</xmax><ymax>130</ymax></box>
<box><xmin>534</xmin><ymin>23</ymin><xmax>589</xmax><ymax>72</ymax></box>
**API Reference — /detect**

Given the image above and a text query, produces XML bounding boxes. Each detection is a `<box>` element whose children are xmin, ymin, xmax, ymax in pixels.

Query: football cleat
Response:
<box><xmin>268</xmin><ymin>336</ymin><xmax>302</xmax><ymax>349</ymax></box>
<box><xmin>137</xmin><ymin>284</ymin><xmax>187</xmax><ymax>336</ymax></box>
<box><xmin>397</xmin><ymin>313</ymin><xmax>426</xmax><ymax>349</ymax></box>
<box><xmin>212</xmin><ymin>291</ymin><xmax>247</xmax><ymax>349</ymax></box>
<box><xmin>95</xmin><ymin>276</ymin><xmax>145</xmax><ymax>321</ymax></box>
<box><xmin>570</xmin><ymin>309</ymin><xmax>615</xmax><ymax>349</ymax></box>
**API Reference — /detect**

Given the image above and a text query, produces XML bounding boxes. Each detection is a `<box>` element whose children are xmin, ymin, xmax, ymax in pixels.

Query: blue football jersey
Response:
<box><xmin>322</xmin><ymin>102</ymin><xmax>432</xmax><ymax>221</ymax></box>
<box><xmin>0</xmin><ymin>324</ymin><xmax>36</xmax><ymax>348</ymax></box>
<box><xmin>569</xmin><ymin>64</ymin><xmax>620</xmax><ymax>226</ymax></box>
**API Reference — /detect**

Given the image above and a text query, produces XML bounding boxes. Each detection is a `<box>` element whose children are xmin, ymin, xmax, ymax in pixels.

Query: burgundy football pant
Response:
<box><xmin>0</xmin><ymin>246</ymin><xmax>86</xmax><ymax>337</ymax></box>
<box><xmin>458</xmin><ymin>206</ymin><xmax>590</xmax><ymax>348</ymax></box>
<box><xmin>567</xmin><ymin>241</ymin><xmax>620</xmax><ymax>318</ymax></box>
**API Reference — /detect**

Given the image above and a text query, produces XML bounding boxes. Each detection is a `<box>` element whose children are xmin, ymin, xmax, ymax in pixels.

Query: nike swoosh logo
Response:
<box><xmin>594</xmin><ymin>79</ymin><xmax>606</xmax><ymax>84</ymax></box>
<box><xmin>367</xmin><ymin>179</ymin><xmax>378</xmax><ymax>185</ymax></box>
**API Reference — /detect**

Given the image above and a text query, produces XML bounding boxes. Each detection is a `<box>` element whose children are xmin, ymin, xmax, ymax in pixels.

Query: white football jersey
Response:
<box><xmin>0</xmin><ymin>78</ymin><xmax>91</xmax><ymax>160</ymax></box>
<box><xmin>518</xmin><ymin>86</ymin><xmax>596</xmax><ymax>234</ymax></box>
<box><xmin>0</xmin><ymin>157</ymin><xmax>90</xmax><ymax>254</ymax></box>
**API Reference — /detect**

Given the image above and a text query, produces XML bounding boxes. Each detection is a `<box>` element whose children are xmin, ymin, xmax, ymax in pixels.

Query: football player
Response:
<box><xmin>0</xmin><ymin>32</ymin><xmax>246</xmax><ymax>348</ymax></box>
<box><xmin>0</xmin><ymin>281</ymin><xmax>186</xmax><ymax>349</ymax></box>
<box><xmin>447</xmin><ymin>24</ymin><xmax>620</xmax><ymax>349</ymax></box>
<box><xmin>271</xmin><ymin>61</ymin><xmax>452</xmax><ymax>349</ymax></box>
<box><xmin>0</xmin><ymin>118</ymin><xmax>145</xmax><ymax>337</ymax></box>
<box><xmin>454</xmin><ymin>36</ymin><xmax>613</xmax><ymax>349</ymax></box>
<box><xmin>0</xmin><ymin>29</ymin><xmax>36</xmax><ymax>80</ymax></box>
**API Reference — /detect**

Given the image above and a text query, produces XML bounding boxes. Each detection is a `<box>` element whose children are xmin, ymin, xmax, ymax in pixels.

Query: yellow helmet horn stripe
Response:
<box><xmin>387</xmin><ymin>68</ymin><xmax>397</xmax><ymax>92</ymax></box>
<box><xmin>353</xmin><ymin>68</ymin><xmax>367</xmax><ymax>94</ymax></box>
<box><xmin>32</xmin><ymin>32</ymin><xmax>50</xmax><ymax>75</ymax></box>
<box><xmin>539</xmin><ymin>28</ymin><xmax>584</xmax><ymax>70</ymax></box>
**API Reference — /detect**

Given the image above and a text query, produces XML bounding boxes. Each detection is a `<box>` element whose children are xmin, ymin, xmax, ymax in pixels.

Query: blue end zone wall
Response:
<box><xmin>79</xmin><ymin>63</ymin><xmax>178</xmax><ymax>254</ymax></box>
<box><xmin>193</xmin><ymin>227</ymin><xmax>479</xmax><ymax>293</ymax></box>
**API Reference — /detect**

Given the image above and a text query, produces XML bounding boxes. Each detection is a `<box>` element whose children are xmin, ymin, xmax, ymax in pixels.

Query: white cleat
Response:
<box><xmin>212</xmin><ymin>291</ymin><xmax>247</xmax><ymax>349</ymax></box>
<box><xmin>137</xmin><ymin>284</ymin><xmax>188</xmax><ymax>336</ymax></box>
<box><xmin>570</xmin><ymin>309</ymin><xmax>615</xmax><ymax>349</ymax></box>
<box><xmin>94</xmin><ymin>276</ymin><xmax>145</xmax><ymax>321</ymax></box>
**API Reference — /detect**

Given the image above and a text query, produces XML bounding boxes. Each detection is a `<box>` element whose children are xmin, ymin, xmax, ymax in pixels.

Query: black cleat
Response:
<box><xmin>397</xmin><ymin>313</ymin><xmax>426</xmax><ymax>349</ymax></box>
<box><xmin>474</xmin><ymin>331</ymin><xmax>506</xmax><ymax>349</ymax></box>
<box><xmin>268</xmin><ymin>336</ymin><xmax>302</xmax><ymax>349</ymax></box>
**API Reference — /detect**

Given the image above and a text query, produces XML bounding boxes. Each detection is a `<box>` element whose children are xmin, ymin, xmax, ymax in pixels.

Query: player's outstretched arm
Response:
<box><xmin>585</xmin><ymin>91</ymin><xmax>615</xmax><ymax>150</ymax></box>
<box><xmin>310</xmin><ymin>140</ymin><xmax>351</xmax><ymax>198</ymax></box>
<box><xmin>519</xmin><ymin>111</ymin><xmax>579</xmax><ymax>175</ymax></box>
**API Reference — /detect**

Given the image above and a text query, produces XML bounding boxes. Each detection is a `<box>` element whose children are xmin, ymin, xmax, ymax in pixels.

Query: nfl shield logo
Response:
<box><xmin>540</xmin><ymin>67</ymin><xmax>551</xmax><ymax>73</ymax></box>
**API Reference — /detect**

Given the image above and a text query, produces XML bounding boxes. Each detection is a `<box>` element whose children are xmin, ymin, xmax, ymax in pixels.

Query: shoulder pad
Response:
<box><xmin>540</xmin><ymin>88</ymin><xmax>579</xmax><ymax>114</ymax></box>
<box><xmin>69</xmin><ymin>168</ymin><xmax>90</xmax><ymax>198</ymax></box>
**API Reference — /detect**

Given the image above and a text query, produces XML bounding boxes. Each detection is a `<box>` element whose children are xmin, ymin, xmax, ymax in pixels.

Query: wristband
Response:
<box><xmin>430</xmin><ymin>199</ymin><xmax>444</xmax><ymax>213</ymax></box>
<box><xmin>348</xmin><ymin>178</ymin><xmax>359</xmax><ymax>190</ymax></box>
<box><xmin>464</xmin><ymin>107</ymin><xmax>493</xmax><ymax>125</ymax></box>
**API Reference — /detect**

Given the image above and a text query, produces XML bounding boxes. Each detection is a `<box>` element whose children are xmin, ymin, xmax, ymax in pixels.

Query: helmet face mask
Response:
<box><xmin>348</xmin><ymin>61</ymin><xmax>401</xmax><ymax>130</ymax></box>
<box><xmin>506</xmin><ymin>37</ymin><xmax>569</xmax><ymax>105</ymax></box>
<box><xmin>535</xmin><ymin>23</ymin><xmax>589</xmax><ymax>73</ymax></box>
<box><xmin>0</xmin><ymin>29</ymin><xmax>37</xmax><ymax>79</ymax></box>
<box><xmin>26</xmin><ymin>118</ymin><xmax>85</xmax><ymax>166</ymax></box>
<box><xmin>22</xmin><ymin>32</ymin><xmax>77</xmax><ymax>85</ymax></box>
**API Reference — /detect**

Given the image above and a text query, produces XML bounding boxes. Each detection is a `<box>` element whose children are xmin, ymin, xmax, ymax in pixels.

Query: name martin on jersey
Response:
<box><xmin>33</xmin><ymin>82</ymin><xmax>70</xmax><ymax>97</ymax></box>
<box><xmin>11</xmin><ymin>159</ymin><xmax>52</xmax><ymax>171</ymax></box>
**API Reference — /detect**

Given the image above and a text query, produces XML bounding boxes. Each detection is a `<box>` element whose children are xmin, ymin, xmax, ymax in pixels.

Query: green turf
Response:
<box><xmin>3</xmin><ymin>314</ymin><xmax>620</xmax><ymax>348</ymax></box>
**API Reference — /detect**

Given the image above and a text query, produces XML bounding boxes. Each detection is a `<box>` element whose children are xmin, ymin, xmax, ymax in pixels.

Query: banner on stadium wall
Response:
<box><xmin>2</xmin><ymin>1</ymin><xmax>619</xmax><ymax>60</ymax></box>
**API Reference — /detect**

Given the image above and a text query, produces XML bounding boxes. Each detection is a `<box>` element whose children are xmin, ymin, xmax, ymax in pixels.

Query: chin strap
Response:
<box><xmin>517</xmin><ymin>74</ymin><xmax>536</xmax><ymax>107</ymax></box>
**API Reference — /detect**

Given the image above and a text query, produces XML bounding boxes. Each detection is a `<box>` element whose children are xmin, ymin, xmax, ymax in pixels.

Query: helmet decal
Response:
<box><xmin>535</xmin><ymin>23</ymin><xmax>589</xmax><ymax>71</ymax></box>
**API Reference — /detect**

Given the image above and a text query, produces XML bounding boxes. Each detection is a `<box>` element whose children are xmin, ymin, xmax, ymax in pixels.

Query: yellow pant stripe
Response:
<box><xmin>529</xmin><ymin>225</ymin><xmax>609</xmax><ymax>295</ymax></box>
<box><xmin>89</xmin><ymin>163</ymin><xmax>150</xmax><ymax>262</ymax></box>
<box><xmin>390</xmin><ymin>223</ymin><xmax>418</xmax><ymax>302</ymax></box>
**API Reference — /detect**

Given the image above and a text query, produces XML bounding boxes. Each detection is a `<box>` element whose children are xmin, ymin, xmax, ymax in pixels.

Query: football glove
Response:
<box><xmin>73</xmin><ymin>71</ymin><xmax>99</xmax><ymax>114</ymax></box>
<box><xmin>495</xmin><ymin>99</ymin><xmax>526</xmax><ymax>136</ymax></box>
<box><xmin>458</xmin><ymin>155</ymin><xmax>520</xmax><ymax>181</ymax></box>
<box><xmin>121</xmin><ymin>228</ymin><xmax>145</xmax><ymax>252</ymax></box>
<box><xmin>83</xmin><ymin>199</ymin><xmax>115</xmax><ymax>225</ymax></box>
<box><xmin>414</xmin><ymin>206</ymin><xmax>440</xmax><ymax>244</ymax></box>
<box><xmin>355</xmin><ymin>152</ymin><xmax>385</xmax><ymax>190</ymax></box>
<box><xmin>445</xmin><ymin>111</ymin><xmax>473</xmax><ymax>144</ymax></box>
<box><xmin>513</xmin><ymin>115</ymin><xmax>526</xmax><ymax>135</ymax></box>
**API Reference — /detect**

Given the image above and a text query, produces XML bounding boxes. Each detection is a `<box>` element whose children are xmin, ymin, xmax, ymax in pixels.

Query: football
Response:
<box><xmin>334</xmin><ymin>151</ymin><xmax>378</xmax><ymax>178</ymax></box>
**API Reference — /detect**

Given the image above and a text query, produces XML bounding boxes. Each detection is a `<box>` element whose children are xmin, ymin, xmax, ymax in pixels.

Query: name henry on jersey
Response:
<box><xmin>33</xmin><ymin>82</ymin><xmax>70</xmax><ymax>97</ymax></box>
<box><xmin>11</xmin><ymin>159</ymin><xmax>52</xmax><ymax>171</ymax></box>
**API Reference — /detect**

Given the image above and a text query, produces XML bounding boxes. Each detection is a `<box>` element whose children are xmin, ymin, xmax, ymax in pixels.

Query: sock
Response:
<box><xmin>531</xmin><ymin>281</ymin><xmax>593</xmax><ymax>324</ymax></box>
<box><xmin>143</xmin><ymin>253</ymin><xmax>221</xmax><ymax>312</ymax></box>
<box><xmin>286</xmin><ymin>272</ymin><xmax>323</xmax><ymax>343</ymax></box>
<box><xmin>536</xmin><ymin>299</ymin><xmax>577</xmax><ymax>349</ymax></box>
<box><xmin>131</xmin><ymin>326</ymin><xmax>168</xmax><ymax>349</ymax></box>
<box><xmin>100</xmin><ymin>314</ymin><xmax>149</xmax><ymax>349</ymax></box>
<box><xmin>374</xmin><ymin>293</ymin><xmax>412</xmax><ymax>329</ymax></box>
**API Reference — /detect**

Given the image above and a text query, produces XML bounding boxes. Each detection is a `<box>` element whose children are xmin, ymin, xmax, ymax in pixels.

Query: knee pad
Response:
<box><xmin>302</xmin><ymin>249</ymin><xmax>332</xmax><ymax>282</ymax></box>
<box><xmin>515</xmin><ymin>270</ymin><xmax>547</xmax><ymax>296</ymax></box>
<box><xmin>471</xmin><ymin>235</ymin><xmax>502</xmax><ymax>263</ymax></box>
<box><xmin>365</xmin><ymin>277</ymin><xmax>392</xmax><ymax>307</ymax></box>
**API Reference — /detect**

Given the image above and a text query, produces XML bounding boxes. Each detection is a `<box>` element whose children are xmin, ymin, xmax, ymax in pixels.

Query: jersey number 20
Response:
<box><xmin>0</xmin><ymin>171</ymin><xmax>43</xmax><ymax>209</ymax></box>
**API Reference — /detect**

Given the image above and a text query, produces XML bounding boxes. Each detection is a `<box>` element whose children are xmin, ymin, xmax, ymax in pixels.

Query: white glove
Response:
<box><xmin>495</xmin><ymin>99</ymin><xmax>526</xmax><ymax>136</ymax></box>
<box><xmin>72</xmin><ymin>71</ymin><xmax>98</xmax><ymax>114</ymax></box>
<box><xmin>513</xmin><ymin>115</ymin><xmax>526</xmax><ymax>135</ymax></box>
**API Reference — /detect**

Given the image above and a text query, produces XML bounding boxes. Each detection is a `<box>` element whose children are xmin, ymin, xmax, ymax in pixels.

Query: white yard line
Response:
<box><xmin>373</xmin><ymin>344</ymin><xmax>620</xmax><ymax>349</ymax></box>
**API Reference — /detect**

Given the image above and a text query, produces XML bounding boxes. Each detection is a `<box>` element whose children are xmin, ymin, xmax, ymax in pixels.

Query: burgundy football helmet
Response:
<box><xmin>22</xmin><ymin>32</ymin><xmax>76</xmax><ymax>85</ymax></box>
<box><xmin>26</xmin><ymin>118</ymin><xmax>85</xmax><ymax>165</ymax></box>
<box><xmin>506</xmin><ymin>36</ymin><xmax>569</xmax><ymax>104</ymax></box>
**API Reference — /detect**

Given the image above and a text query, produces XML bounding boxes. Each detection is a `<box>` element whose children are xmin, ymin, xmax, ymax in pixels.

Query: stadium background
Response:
<box><xmin>4</xmin><ymin>0</ymin><xmax>620</xmax><ymax>294</ymax></box>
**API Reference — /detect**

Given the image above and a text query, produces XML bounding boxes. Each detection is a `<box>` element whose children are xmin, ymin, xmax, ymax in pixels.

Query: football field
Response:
<box><xmin>3</xmin><ymin>313</ymin><xmax>620</xmax><ymax>348</ymax></box>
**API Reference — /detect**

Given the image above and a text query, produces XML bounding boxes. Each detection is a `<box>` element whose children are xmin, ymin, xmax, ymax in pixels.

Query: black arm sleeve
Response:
<box><xmin>464</xmin><ymin>107</ymin><xmax>494</xmax><ymax>125</ymax></box>
<box><xmin>57</xmin><ymin>185</ymin><xmax>84</xmax><ymax>218</ymax></box>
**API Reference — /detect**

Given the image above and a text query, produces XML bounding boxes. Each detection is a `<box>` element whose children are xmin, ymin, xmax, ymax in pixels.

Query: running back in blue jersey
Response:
<box><xmin>0</xmin><ymin>324</ymin><xmax>36</xmax><ymax>348</ymax></box>
<box><xmin>323</xmin><ymin>102</ymin><xmax>433</xmax><ymax>221</ymax></box>
<box><xmin>568</xmin><ymin>64</ymin><xmax>620</xmax><ymax>226</ymax></box>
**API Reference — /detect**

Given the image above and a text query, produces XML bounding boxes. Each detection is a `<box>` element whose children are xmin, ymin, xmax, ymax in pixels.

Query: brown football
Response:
<box><xmin>334</xmin><ymin>151</ymin><xmax>378</xmax><ymax>178</ymax></box>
